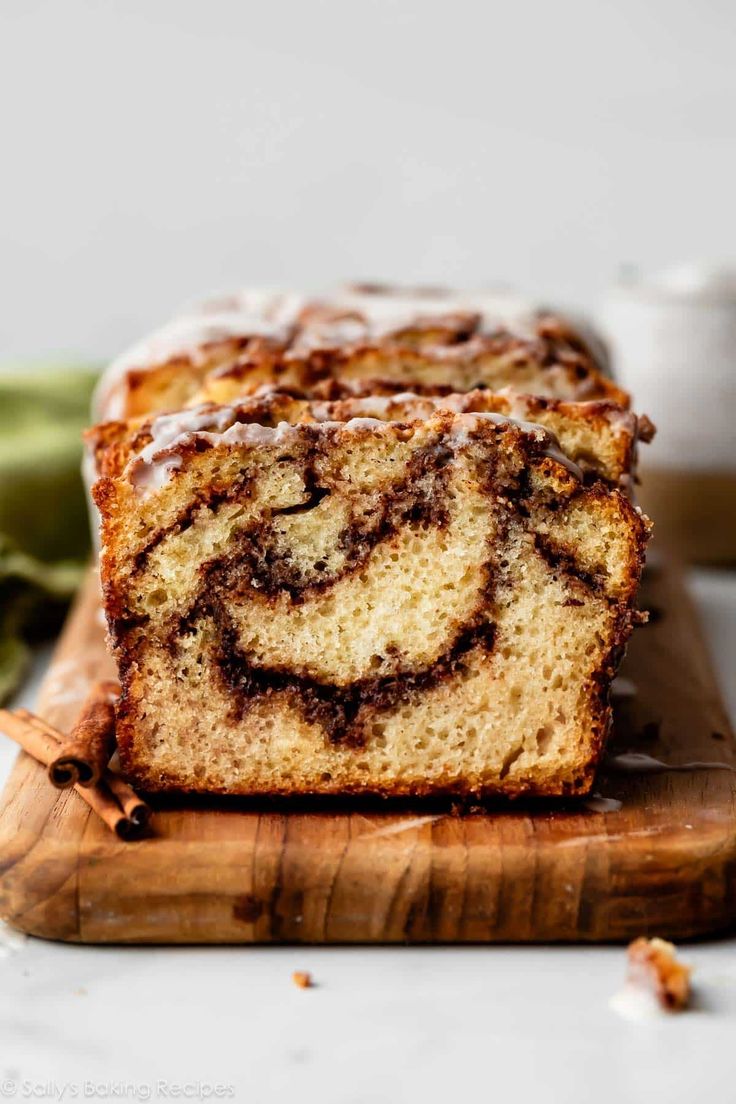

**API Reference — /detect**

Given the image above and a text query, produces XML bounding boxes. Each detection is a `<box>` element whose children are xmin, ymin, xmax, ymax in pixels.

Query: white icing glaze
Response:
<box><xmin>456</xmin><ymin>408</ymin><xmax>543</xmax><ymax>435</ymax></box>
<box><xmin>315</xmin><ymin>388</ymin><xmax>635</xmax><ymax>459</ymax></box>
<box><xmin>362</xmin><ymin>815</ymin><xmax>445</xmax><ymax>839</ymax></box>
<box><xmin>128</xmin><ymin>413</ymin><xmax>397</xmax><ymax>495</ymax></box>
<box><xmin>606</xmin><ymin>751</ymin><xmax>736</xmax><ymax>774</ymax></box>
<box><xmin>114</xmin><ymin>309</ymin><xmax>289</xmax><ymax>368</ymax></box>
<box><xmin>291</xmin><ymin>315</ymin><xmax>370</xmax><ymax>352</ymax></box>
<box><xmin>327</xmin><ymin>288</ymin><xmax>540</xmax><ymax>341</ymax></box>
<box><xmin>340</xmin><ymin>416</ymin><xmax>391</xmax><ymax>430</ymax></box>
<box><xmin>130</xmin><ymin>451</ymin><xmax>183</xmax><ymax>493</ymax></box>
<box><xmin>127</xmin><ymin>399</ymin><xmax>583</xmax><ymax>496</ymax></box>
<box><xmin>583</xmin><ymin>793</ymin><xmax>623</xmax><ymax>813</ymax></box>
<box><xmin>495</xmin><ymin>386</ymin><xmax>636</xmax><ymax>434</ymax></box>
<box><xmin>142</xmin><ymin>405</ymin><xmax>242</xmax><ymax>454</ymax></box>
<box><xmin>128</xmin><ymin>404</ymin><xmax>240</xmax><ymax>493</ymax></box>
<box><xmin>449</xmin><ymin>412</ymin><xmax>584</xmax><ymax>480</ymax></box>
<box><xmin>609</xmin><ymin>982</ymin><xmax>669</xmax><ymax>1022</ymax></box>
<box><xmin>315</xmin><ymin>395</ymin><xmax>585</xmax><ymax>479</ymax></box>
<box><xmin>204</xmin><ymin>420</ymin><xmax>302</xmax><ymax>448</ymax></box>
<box><xmin>324</xmin><ymin>393</ymin><xmax>429</xmax><ymax>417</ymax></box>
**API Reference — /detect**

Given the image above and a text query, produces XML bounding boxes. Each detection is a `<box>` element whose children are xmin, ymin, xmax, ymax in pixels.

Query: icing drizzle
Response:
<box><xmin>126</xmin><ymin>400</ymin><xmax>584</xmax><ymax>496</ymax></box>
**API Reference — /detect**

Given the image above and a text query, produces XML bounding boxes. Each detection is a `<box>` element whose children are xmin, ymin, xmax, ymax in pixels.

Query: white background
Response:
<box><xmin>1</xmin><ymin>0</ymin><xmax>736</xmax><ymax>362</ymax></box>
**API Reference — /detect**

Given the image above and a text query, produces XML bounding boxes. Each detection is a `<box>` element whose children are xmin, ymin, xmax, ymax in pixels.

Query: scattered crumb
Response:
<box><xmin>611</xmin><ymin>937</ymin><xmax>691</xmax><ymax>1020</ymax></box>
<box><xmin>628</xmin><ymin>937</ymin><xmax>691</xmax><ymax>1010</ymax></box>
<box><xmin>292</xmin><ymin>971</ymin><xmax>313</xmax><ymax>990</ymax></box>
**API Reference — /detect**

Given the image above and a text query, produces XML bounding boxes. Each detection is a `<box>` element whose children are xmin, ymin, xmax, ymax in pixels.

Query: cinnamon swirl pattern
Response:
<box><xmin>94</xmin><ymin>407</ymin><xmax>650</xmax><ymax>797</ymax></box>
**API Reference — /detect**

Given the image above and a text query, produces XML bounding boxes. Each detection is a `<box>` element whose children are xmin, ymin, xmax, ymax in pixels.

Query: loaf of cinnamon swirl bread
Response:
<box><xmin>91</xmin><ymin>393</ymin><xmax>650</xmax><ymax>797</ymax></box>
<box><xmin>94</xmin><ymin>284</ymin><xmax>625</xmax><ymax>421</ymax></box>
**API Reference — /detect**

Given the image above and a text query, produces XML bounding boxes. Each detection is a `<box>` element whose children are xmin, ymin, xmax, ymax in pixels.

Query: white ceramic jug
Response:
<box><xmin>599</xmin><ymin>264</ymin><xmax>736</xmax><ymax>563</ymax></box>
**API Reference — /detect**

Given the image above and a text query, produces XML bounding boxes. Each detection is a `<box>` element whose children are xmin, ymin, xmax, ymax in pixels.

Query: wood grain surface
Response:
<box><xmin>0</xmin><ymin>562</ymin><xmax>733</xmax><ymax>944</ymax></box>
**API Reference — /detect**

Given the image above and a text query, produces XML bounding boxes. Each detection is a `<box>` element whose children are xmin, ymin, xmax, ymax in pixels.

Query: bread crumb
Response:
<box><xmin>292</xmin><ymin>970</ymin><xmax>313</xmax><ymax>989</ymax></box>
<box><xmin>627</xmin><ymin>937</ymin><xmax>691</xmax><ymax>1010</ymax></box>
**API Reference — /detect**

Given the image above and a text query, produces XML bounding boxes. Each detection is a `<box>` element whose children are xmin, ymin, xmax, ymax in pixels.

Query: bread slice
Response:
<box><xmin>92</xmin><ymin>397</ymin><xmax>650</xmax><ymax>797</ymax></box>
<box><xmin>94</xmin><ymin>285</ymin><xmax>626</xmax><ymax>421</ymax></box>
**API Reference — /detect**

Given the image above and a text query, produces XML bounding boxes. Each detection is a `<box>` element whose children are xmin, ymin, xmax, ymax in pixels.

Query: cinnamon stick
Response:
<box><xmin>0</xmin><ymin>708</ymin><xmax>150</xmax><ymax>841</ymax></box>
<box><xmin>0</xmin><ymin>709</ymin><xmax>58</xmax><ymax>765</ymax></box>
<box><xmin>17</xmin><ymin>708</ymin><xmax>150</xmax><ymax>831</ymax></box>
<box><xmin>42</xmin><ymin>680</ymin><xmax>119</xmax><ymax>788</ymax></box>
<box><xmin>105</xmin><ymin>771</ymin><xmax>152</xmax><ymax>831</ymax></box>
<box><xmin>79</xmin><ymin>775</ymin><xmax>138</xmax><ymax>841</ymax></box>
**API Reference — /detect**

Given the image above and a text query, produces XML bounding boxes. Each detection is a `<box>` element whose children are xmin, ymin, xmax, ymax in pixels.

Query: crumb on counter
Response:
<box><xmin>627</xmin><ymin>936</ymin><xmax>691</xmax><ymax>1010</ymax></box>
<box><xmin>292</xmin><ymin>970</ymin><xmax>313</xmax><ymax>989</ymax></box>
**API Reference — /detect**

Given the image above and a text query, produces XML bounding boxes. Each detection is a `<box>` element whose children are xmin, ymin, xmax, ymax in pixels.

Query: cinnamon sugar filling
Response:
<box><xmin>209</xmin><ymin>603</ymin><xmax>498</xmax><ymax>746</ymax></box>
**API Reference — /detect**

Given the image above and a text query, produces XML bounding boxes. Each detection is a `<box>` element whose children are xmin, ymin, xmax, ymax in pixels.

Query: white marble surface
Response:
<box><xmin>0</xmin><ymin>571</ymin><xmax>734</xmax><ymax>1104</ymax></box>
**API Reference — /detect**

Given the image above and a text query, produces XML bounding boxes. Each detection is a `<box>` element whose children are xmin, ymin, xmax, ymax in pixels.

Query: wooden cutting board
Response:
<box><xmin>0</xmin><ymin>561</ymin><xmax>733</xmax><ymax>944</ymax></box>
